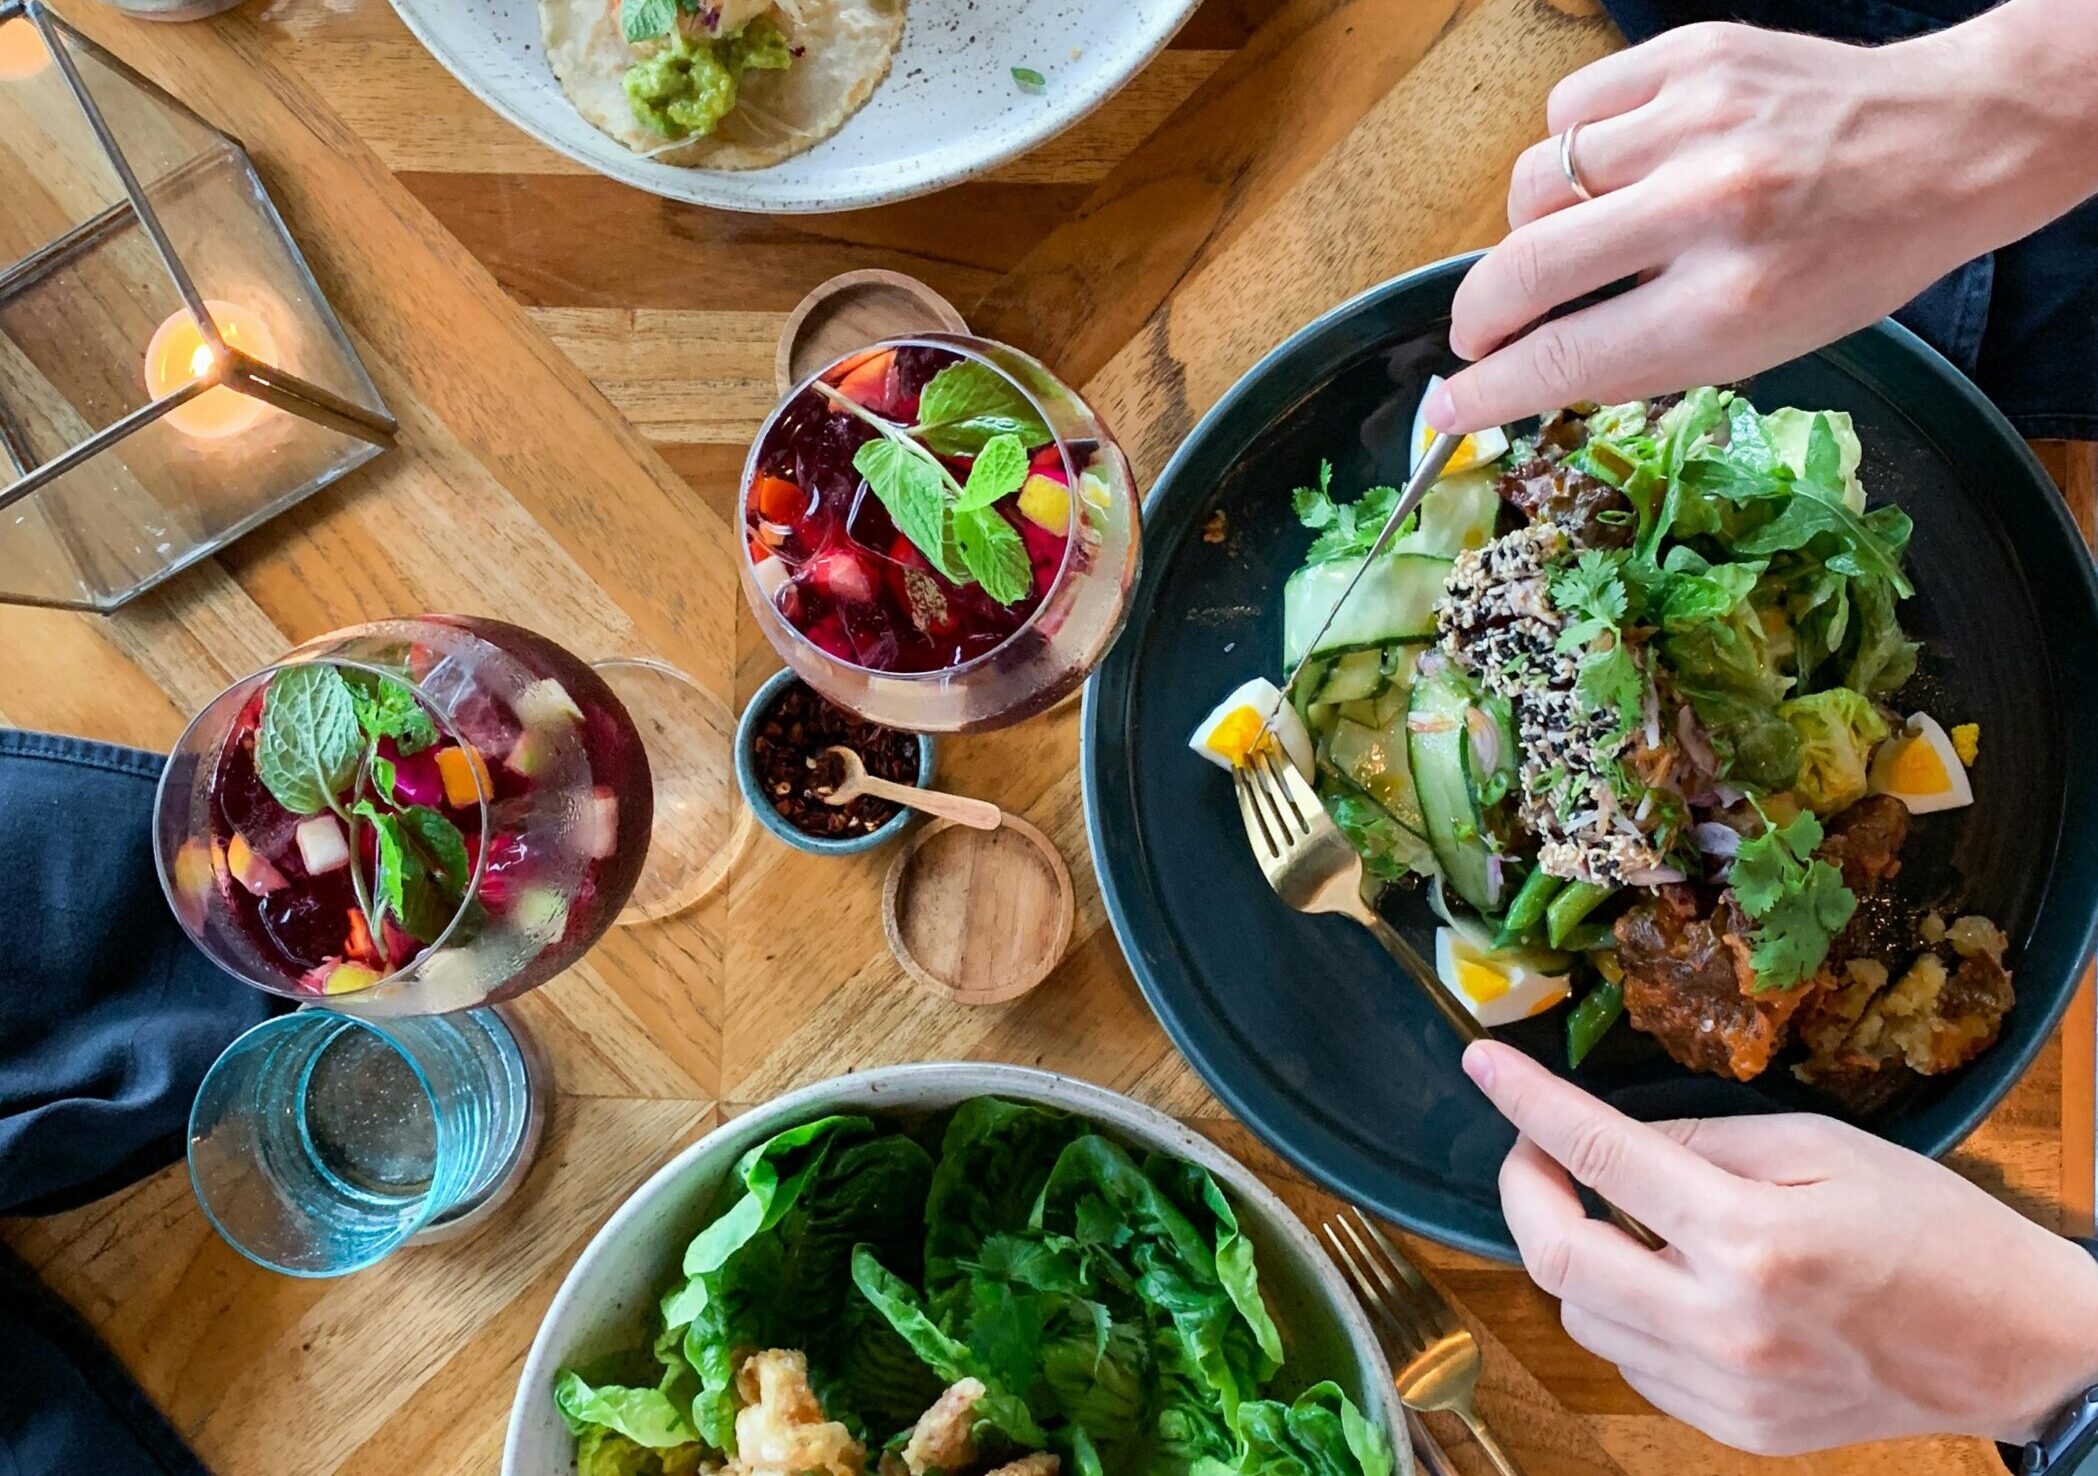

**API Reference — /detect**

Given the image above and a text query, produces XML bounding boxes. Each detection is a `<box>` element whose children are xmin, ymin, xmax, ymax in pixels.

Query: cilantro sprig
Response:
<box><xmin>255</xmin><ymin>664</ymin><xmax>473</xmax><ymax>949</ymax></box>
<box><xmin>1548</xmin><ymin>548</ymin><xmax>1650</xmax><ymax>745</ymax></box>
<box><xmin>820</xmin><ymin>362</ymin><xmax>1049</xmax><ymax>607</ymax></box>
<box><xmin>1729</xmin><ymin>808</ymin><xmax>1856</xmax><ymax>991</ymax></box>
<box><xmin>1290</xmin><ymin>462</ymin><xmax>1412</xmax><ymax>563</ymax></box>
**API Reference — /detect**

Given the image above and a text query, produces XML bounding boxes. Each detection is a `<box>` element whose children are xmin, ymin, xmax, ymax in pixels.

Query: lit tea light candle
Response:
<box><xmin>0</xmin><ymin>17</ymin><xmax>50</xmax><ymax>80</ymax></box>
<box><xmin>143</xmin><ymin>300</ymin><xmax>279</xmax><ymax>441</ymax></box>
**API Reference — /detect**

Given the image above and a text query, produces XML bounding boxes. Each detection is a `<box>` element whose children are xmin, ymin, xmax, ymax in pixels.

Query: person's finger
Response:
<box><xmin>1428</xmin><ymin>268</ymin><xmax>1713</xmax><ymax>433</ymax></box>
<box><xmin>1545</xmin><ymin>20</ymin><xmax>1738</xmax><ymax>132</ymax></box>
<box><xmin>1449</xmin><ymin>187</ymin><xmax>1675</xmax><ymax>361</ymax></box>
<box><xmin>1650</xmin><ymin>1114</ymin><xmax>1855</xmax><ymax>1185</ymax></box>
<box><xmin>1500</xmin><ymin>1135</ymin><xmax>1694</xmax><ymax>1317</ymax></box>
<box><xmin>1462</xmin><ymin>1041</ymin><xmax>1741</xmax><ymax>1241</ymax></box>
<box><xmin>1506</xmin><ymin>104</ymin><xmax>1669</xmax><ymax>228</ymax></box>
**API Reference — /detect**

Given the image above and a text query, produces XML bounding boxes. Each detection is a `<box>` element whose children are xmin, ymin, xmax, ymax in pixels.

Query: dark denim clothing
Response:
<box><xmin>1602</xmin><ymin>0</ymin><xmax>2098</xmax><ymax>440</ymax></box>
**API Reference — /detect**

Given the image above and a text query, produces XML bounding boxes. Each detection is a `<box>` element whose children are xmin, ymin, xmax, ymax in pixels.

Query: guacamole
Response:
<box><xmin>623</xmin><ymin>18</ymin><xmax>793</xmax><ymax>141</ymax></box>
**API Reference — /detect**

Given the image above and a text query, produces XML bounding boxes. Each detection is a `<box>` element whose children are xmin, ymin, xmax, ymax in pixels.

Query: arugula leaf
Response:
<box><xmin>911</xmin><ymin>361</ymin><xmax>1052</xmax><ymax>456</ymax></box>
<box><xmin>256</xmin><ymin>664</ymin><xmax>363</xmax><ymax>816</ymax></box>
<box><xmin>621</xmin><ymin>0</ymin><xmax>676</xmax><ymax>42</ymax></box>
<box><xmin>852</xmin><ymin>438</ymin><xmax>963</xmax><ymax>582</ymax></box>
<box><xmin>954</xmin><ymin>504</ymin><xmax>1034</xmax><ymax>605</ymax></box>
<box><xmin>1731</xmin><ymin>415</ymin><xmax>1913</xmax><ymax>598</ymax></box>
<box><xmin>343</xmin><ymin>669</ymin><xmax>438</xmax><ymax>755</ymax></box>
<box><xmin>1729</xmin><ymin>809</ymin><xmax>1856</xmax><ymax>990</ymax></box>
<box><xmin>954</xmin><ymin>432</ymin><xmax>1030</xmax><ymax>513</ymax></box>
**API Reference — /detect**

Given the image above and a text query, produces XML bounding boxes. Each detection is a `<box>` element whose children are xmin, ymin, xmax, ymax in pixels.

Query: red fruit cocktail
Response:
<box><xmin>740</xmin><ymin>336</ymin><xmax>1140</xmax><ymax>730</ymax></box>
<box><xmin>155</xmin><ymin>616</ymin><xmax>652</xmax><ymax>1013</ymax></box>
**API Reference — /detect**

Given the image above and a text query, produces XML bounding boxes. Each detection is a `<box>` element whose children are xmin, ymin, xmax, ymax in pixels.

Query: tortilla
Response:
<box><xmin>542</xmin><ymin>0</ymin><xmax>906</xmax><ymax>171</ymax></box>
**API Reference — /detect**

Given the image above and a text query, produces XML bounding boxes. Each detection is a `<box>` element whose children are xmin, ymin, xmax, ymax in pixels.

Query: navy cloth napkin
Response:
<box><xmin>0</xmin><ymin>729</ymin><xmax>277</xmax><ymax>1476</ymax></box>
<box><xmin>1599</xmin><ymin>0</ymin><xmax>2098</xmax><ymax>442</ymax></box>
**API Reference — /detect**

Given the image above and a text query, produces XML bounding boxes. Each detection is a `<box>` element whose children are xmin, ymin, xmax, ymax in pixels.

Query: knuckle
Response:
<box><xmin>1670</xmin><ymin>21</ymin><xmax>1738</xmax><ymax>69</ymax></box>
<box><xmin>1524</xmin><ymin>1231</ymin><xmax>1578</xmax><ymax>1299</ymax></box>
<box><xmin>1503</xmin><ymin>230</ymin><xmax>1552</xmax><ymax>303</ymax></box>
<box><xmin>1557</xmin><ymin>1114</ymin><xmax>1625</xmax><ymax>1189</ymax></box>
<box><xmin>1700</xmin><ymin>146</ymin><xmax>1787</xmax><ymax>234</ymax></box>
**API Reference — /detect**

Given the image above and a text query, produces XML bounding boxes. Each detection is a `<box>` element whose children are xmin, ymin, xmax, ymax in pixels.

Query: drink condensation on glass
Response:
<box><xmin>188</xmin><ymin>1008</ymin><xmax>533</xmax><ymax>1277</ymax></box>
<box><xmin>739</xmin><ymin>335</ymin><xmax>1141</xmax><ymax>731</ymax></box>
<box><xmin>154</xmin><ymin>615</ymin><xmax>652</xmax><ymax>1015</ymax></box>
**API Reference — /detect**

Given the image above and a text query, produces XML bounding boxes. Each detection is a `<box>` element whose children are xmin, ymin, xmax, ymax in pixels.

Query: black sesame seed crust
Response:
<box><xmin>1436</xmin><ymin>524</ymin><xmax>1665</xmax><ymax>886</ymax></box>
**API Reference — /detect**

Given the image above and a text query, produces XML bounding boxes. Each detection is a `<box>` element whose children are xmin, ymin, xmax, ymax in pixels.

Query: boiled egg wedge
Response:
<box><xmin>1869</xmin><ymin>712</ymin><xmax>1973</xmax><ymax>814</ymax></box>
<box><xmin>1188</xmin><ymin>677</ymin><xmax>1315</xmax><ymax>781</ymax></box>
<box><xmin>1411</xmin><ymin>375</ymin><xmax>1509</xmax><ymax>480</ymax></box>
<box><xmin>1434</xmin><ymin>927</ymin><xmax>1571</xmax><ymax>1029</ymax></box>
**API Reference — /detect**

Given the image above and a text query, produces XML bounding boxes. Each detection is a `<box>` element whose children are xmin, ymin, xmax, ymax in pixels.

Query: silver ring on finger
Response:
<box><xmin>1559</xmin><ymin>119</ymin><xmax>1596</xmax><ymax>203</ymax></box>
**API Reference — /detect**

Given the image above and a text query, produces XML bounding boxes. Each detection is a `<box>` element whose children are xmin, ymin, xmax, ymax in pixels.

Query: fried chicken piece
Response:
<box><xmin>724</xmin><ymin>1350</ymin><xmax>864</xmax><ymax>1476</ymax></box>
<box><xmin>901</xmin><ymin>1378</ymin><xmax>984</xmax><ymax>1476</ymax></box>
<box><xmin>1615</xmin><ymin>896</ymin><xmax>1818</xmax><ymax>1080</ymax></box>
<box><xmin>981</xmin><ymin>1457</ymin><xmax>1060</xmax><ymax>1476</ymax></box>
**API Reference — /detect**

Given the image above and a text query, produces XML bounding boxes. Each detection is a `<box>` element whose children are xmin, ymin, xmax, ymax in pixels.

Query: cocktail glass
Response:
<box><xmin>153</xmin><ymin>615</ymin><xmax>654</xmax><ymax>1015</ymax></box>
<box><xmin>188</xmin><ymin>1006</ymin><xmax>542</xmax><ymax>1277</ymax></box>
<box><xmin>738</xmin><ymin>335</ymin><xmax>1141</xmax><ymax>731</ymax></box>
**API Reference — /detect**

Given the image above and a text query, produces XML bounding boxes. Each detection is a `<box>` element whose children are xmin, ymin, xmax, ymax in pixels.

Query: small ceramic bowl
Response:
<box><xmin>734</xmin><ymin>666</ymin><xmax>935</xmax><ymax>857</ymax></box>
<box><xmin>500</xmin><ymin>1063</ymin><xmax>1409</xmax><ymax>1476</ymax></box>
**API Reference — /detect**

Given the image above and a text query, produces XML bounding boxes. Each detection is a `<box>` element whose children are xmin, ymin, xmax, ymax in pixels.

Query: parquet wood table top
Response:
<box><xmin>3</xmin><ymin>3</ymin><xmax>2091</xmax><ymax>1474</ymax></box>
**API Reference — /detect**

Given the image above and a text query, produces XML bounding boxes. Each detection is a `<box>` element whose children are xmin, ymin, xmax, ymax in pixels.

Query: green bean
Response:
<box><xmin>1566</xmin><ymin>980</ymin><xmax>1624</xmax><ymax>1069</ymax></box>
<box><xmin>1545</xmin><ymin>880</ymin><xmax>1616</xmax><ymax>951</ymax></box>
<box><xmin>1493</xmin><ymin>868</ymin><xmax>1564</xmax><ymax>950</ymax></box>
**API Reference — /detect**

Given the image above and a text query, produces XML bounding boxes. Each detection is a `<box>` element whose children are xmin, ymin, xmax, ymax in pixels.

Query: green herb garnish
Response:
<box><xmin>1729</xmin><ymin>808</ymin><xmax>1856</xmax><ymax>990</ymax></box>
<box><xmin>256</xmin><ymin>664</ymin><xmax>361</xmax><ymax>818</ymax></box>
<box><xmin>1011</xmin><ymin>66</ymin><xmax>1046</xmax><ymax>89</ymax></box>
<box><xmin>1290</xmin><ymin>461</ymin><xmax>1411</xmax><ymax>563</ymax></box>
<box><xmin>828</xmin><ymin>363</ymin><xmax>1050</xmax><ymax>607</ymax></box>
<box><xmin>621</xmin><ymin>0</ymin><xmax>677</xmax><ymax>42</ymax></box>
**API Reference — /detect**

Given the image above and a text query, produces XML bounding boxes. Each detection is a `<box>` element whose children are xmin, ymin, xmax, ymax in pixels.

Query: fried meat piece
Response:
<box><xmin>1816</xmin><ymin>794</ymin><xmax>1909</xmax><ymax>894</ymax></box>
<box><xmin>901</xmin><ymin>1379</ymin><xmax>984</xmax><ymax>1476</ymax></box>
<box><xmin>1615</xmin><ymin>896</ymin><xmax>1818</xmax><ymax>1080</ymax></box>
<box><xmin>725</xmin><ymin>1350</ymin><xmax>865</xmax><ymax>1476</ymax></box>
<box><xmin>981</xmin><ymin>1458</ymin><xmax>1060</xmax><ymax>1476</ymax></box>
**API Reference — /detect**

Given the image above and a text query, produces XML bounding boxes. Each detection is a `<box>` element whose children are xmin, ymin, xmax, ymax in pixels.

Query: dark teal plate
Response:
<box><xmin>1082</xmin><ymin>255</ymin><xmax>2098</xmax><ymax>1261</ymax></box>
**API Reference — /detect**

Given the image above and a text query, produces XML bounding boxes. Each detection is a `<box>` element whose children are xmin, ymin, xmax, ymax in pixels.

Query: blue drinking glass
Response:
<box><xmin>188</xmin><ymin>1006</ymin><xmax>536</xmax><ymax>1276</ymax></box>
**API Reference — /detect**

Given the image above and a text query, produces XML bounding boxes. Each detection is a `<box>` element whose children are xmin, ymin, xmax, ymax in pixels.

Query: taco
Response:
<box><xmin>541</xmin><ymin>0</ymin><xmax>907</xmax><ymax>170</ymax></box>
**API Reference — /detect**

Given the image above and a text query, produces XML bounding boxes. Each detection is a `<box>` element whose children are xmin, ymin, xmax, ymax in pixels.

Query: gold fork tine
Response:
<box><xmin>1232</xmin><ymin>766</ymin><xmax>1279</xmax><ymax>861</ymax></box>
<box><xmin>1245</xmin><ymin>749</ymin><xmax>1296</xmax><ymax>841</ymax></box>
<box><xmin>1322</xmin><ymin>1221</ymin><xmax>1431</xmax><ymax>1356</ymax></box>
<box><xmin>1253</xmin><ymin>746</ymin><xmax>1311</xmax><ymax>834</ymax></box>
<box><xmin>1345</xmin><ymin>1208</ymin><xmax>1462</xmax><ymax>1340</ymax></box>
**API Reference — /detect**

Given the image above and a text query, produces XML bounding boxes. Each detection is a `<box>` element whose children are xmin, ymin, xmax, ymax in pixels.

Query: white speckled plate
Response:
<box><xmin>388</xmin><ymin>0</ymin><xmax>1202</xmax><ymax>213</ymax></box>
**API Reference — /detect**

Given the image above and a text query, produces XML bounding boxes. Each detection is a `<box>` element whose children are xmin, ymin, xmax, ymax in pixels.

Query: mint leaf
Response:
<box><xmin>853</xmin><ymin>438</ymin><xmax>961</xmax><ymax>580</ymax></box>
<box><xmin>912</xmin><ymin>362</ymin><xmax>1052</xmax><ymax>456</ymax></box>
<box><xmin>954</xmin><ymin>506</ymin><xmax>1033</xmax><ymax>606</ymax></box>
<box><xmin>954</xmin><ymin>433</ymin><xmax>1030</xmax><ymax>513</ymax></box>
<box><xmin>397</xmin><ymin>804</ymin><xmax>470</xmax><ymax>895</ymax></box>
<box><xmin>256</xmin><ymin>664</ymin><xmax>362</xmax><ymax>816</ymax></box>
<box><xmin>352</xmin><ymin>801</ymin><xmax>469</xmax><ymax>944</ymax></box>
<box><xmin>621</xmin><ymin>0</ymin><xmax>676</xmax><ymax>41</ymax></box>
<box><xmin>370</xmin><ymin>755</ymin><xmax>400</xmax><ymax>806</ymax></box>
<box><xmin>343</xmin><ymin>669</ymin><xmax>438</xmax><ymax>755</ymax></box>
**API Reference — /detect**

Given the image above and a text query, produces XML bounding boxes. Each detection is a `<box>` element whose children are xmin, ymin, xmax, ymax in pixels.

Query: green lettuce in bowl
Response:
<box><xmin>526</xmin><ymin>1074</ymin><xmax>1401</xmax><ymax>1476</ymax></box>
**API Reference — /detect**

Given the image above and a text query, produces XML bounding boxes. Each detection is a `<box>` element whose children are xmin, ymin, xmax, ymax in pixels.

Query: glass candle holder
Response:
<box><xmin>0</xmin><ymin>1</ymin><xmax>394</xmax><ymax>611</ymax></box>
<box><xmin>738</xmin><ymin>335</ymin><xmax>1142</xmax><ymax>731</ymax></box>
<box><xmin>188</xmin><ymin>1006</ymin><xmax>542</xmax><ymax>1277</ymax></box>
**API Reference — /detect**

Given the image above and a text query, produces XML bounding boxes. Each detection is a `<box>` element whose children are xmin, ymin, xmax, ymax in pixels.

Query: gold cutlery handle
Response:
<box><xmin>1456</xmin><ymin>1399</ymin><xmax>1526</xmax><ymax>1476</ymax></box>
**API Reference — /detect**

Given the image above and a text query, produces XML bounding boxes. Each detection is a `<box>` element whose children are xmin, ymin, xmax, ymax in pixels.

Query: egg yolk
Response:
<box><xmin>1887</xmin><ymin>736</ymin><xmax>1950</xmax><ymax>795</ymax></box>
<box><xmin>1419</xmin><ymin>424</ymin><xmax>1487</xmax><ymax>474</ymax></box>
<box><xmin>1203</xmin><ymin>706</ymin><xmax>1270</xmax><ymax>768</ymax></box>
<box><xmin>1454</xmin><ymin>958</ymin><xmax>1512</xmax><ymax>1004</ymax></box>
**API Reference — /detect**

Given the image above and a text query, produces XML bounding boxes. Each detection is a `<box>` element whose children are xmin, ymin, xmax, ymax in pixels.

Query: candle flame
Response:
<box><xmin>144</xmin><ymin>302</ymin><xmax>279</xmax><ymax>441</ymax></box>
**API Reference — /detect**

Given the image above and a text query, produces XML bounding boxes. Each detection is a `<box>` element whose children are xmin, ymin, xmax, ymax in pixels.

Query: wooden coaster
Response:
<box><xmin>883</xmin><ymin>814</ymin><xmax>1075</xmax><ymax>1005</ymax></box>
<box><xmin>775</xmin><ymin>269</ymin><xmax>969</xmax><ymax>394</ymax></box>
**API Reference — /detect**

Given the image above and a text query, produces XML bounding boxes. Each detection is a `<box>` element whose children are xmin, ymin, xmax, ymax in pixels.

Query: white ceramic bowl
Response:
<box><xmin>503</xmin><ymin>1063</ymin><xmax>1411</xmax><ymax>1473</ymax></box>
<box><xmin>388</xmin><ymin>0</ymin><xmax>1203</xmax><ymax>213</ymax></box>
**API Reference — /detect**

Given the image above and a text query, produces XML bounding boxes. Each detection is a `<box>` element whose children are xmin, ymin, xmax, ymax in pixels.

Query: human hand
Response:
<box><xmin>1429</xmin><ymin>8</ymin><xmax>2098</xmax><ymax>434</ymax></box>
<box><xmin>1462</xmin><ymin>1038</ymin><xmax>2098</xmax><ymax>1455</ymax></box>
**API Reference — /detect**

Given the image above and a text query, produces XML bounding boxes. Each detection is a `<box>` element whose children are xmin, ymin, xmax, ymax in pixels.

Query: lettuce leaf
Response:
<box><xmin>1779</xmin><ymin>689</ymin><xmax>1890</xmax><ymax>813</ymax></box>
<box><xmin>1192</xmin><ymin>1383</ymin><xmax>1397</xmax><ymax>1476</ymax></box>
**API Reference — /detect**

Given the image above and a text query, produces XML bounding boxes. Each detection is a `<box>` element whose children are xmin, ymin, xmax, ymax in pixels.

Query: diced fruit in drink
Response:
<box><xmin>1078</xmin><ymin>468</ymin><xmax>1113</xmax><ymax>511</ymax></box>
<box><xmin>516</xmin><ymin>678</ymin><xmax>583</xmax><ymax>729</ymax></box>
<box><xmin>438</xmin><ymin>744</ymin><xmax>493</xmax><ymax>805</ymax></box>
<box><xmin>296</xmin><ymin>815</ymin><xmax>349</xmax><ymax>874</ymax></box>
<box><xmin>1017</xmin><ymin>473</ymin><xmax>1070</xmax><ymax>534</ymax></box>
<box><xmin>227</xmin><ymin>831</ymin><xmax>289</xmax><ymax>895</ymax></box>
<box><xmin>805</xmin><ymin>545</ymin><xmax>876</xmax><ymax>605</ymax></box>
<box><xmin>473</xmin><ymin>831</ymin><xmax>527</xmax><ymax>908</ymax></box>
<box><xmin>751</xmin><ymin>474</ymin><xmax>809</xmax><ymax>526</ymax></box>
<box><xmin>170</xmin><ymin>838</ymin><xmax>219</xmax><ymax>928</ymax></box>
<box><xmin>379</xmin><ymin>915</ymin><xmax>419</xmax><ymax>968</ymax></box>
<box><xmin>388</xmin><ymin>746</ymin><xmax>444</xmax><ymax>807</ymax></box>
<box><xmin>514</xmin><ymin>885</ymin><xmax>571</xmax><ymax>942</ymax></box>
<box><xmin>581</xmin><ymin>787</ymin><xmax>620</xmax><ymax>860</ymax></box>
<box><xmin>507</xmin><ymin>726</ymin><xmax>557</xmax><ymax>779</ymax></box>
<box><xmin>322</xmin><ymin>960</ymin><xmax>382</xmax><ymax>996</ymax></box>
<box><xmin>834</xmin><ymin>348</ymin><xmax>897</xmax><ymax>412</ymax></box>
<box><xmin>752</xmin><ymin>553</ymin><xmax>790</xmax><ymax>604</ymax></box>
<box><xmin>1028</xmin><ymin>446</ymin><xmax>1069</xmax><ymax>484</ymax></box>
<box><xmin>344</xmin><ymin>907</ymin><xmax>380</xmax><ymax>965</ymax></box>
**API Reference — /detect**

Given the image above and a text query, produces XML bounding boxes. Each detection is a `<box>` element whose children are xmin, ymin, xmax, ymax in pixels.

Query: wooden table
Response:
<box><xmin>4</xmin><ymin>2</ymin><xmax>2093</xmax><ymax>1474</ymax></box>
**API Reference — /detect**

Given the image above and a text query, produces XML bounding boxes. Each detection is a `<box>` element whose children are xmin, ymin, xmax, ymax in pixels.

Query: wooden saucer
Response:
<box><xmin>882</xmin><ymin>814</ymin><xmax>1074</xmax><ymax>1005</ymax></box>
<box><xmin>775</xmin><ymin>269</ymin><xmax>968</xmax><ymax>394</ymax></box>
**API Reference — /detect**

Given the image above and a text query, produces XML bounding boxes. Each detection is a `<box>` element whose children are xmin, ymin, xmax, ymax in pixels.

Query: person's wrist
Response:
<box><xmin>1920</xmin><ymin>0</ymin><xmax>2098</xmax><ymax>223</ymax></box>
<box><xmin>1989</xmin><ymin>1240</ymin><xmax>2098</xmax><ymax>1445</ymax></box>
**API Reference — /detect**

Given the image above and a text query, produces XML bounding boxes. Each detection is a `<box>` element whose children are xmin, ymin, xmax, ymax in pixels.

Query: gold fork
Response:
<box><xmin>1233</xmin><ymin>747</ymin><xmax>1665</xmax><ymax>1251</ymax></box>
<box><xmin>1231</xmin><ymin>746</ymin><xmax>1478</xmax><ymax>1039</ymax></box>
<box><xmin>1324</xmin><ymin>1207</ymin><xmax>1525</xmax><ymax>1476</ymax></box>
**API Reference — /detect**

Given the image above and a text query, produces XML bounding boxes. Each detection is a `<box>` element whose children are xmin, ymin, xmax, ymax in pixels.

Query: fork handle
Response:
<box><xmin>1351</xmin><ymin>906</ymin><xmax>1669</xmax><ymax>1252</ymax></box>
<box><xmin>1453</xmin><ymin>1398</ymin><xmax>1526</xmax><ymax>1476</ymax></box>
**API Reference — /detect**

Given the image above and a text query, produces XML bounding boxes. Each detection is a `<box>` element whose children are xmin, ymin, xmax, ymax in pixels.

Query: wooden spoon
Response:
<box><xmin>817</xmin><ymin>747</ymin><xmax>1002</xmax><ymax>831</ymax></box>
